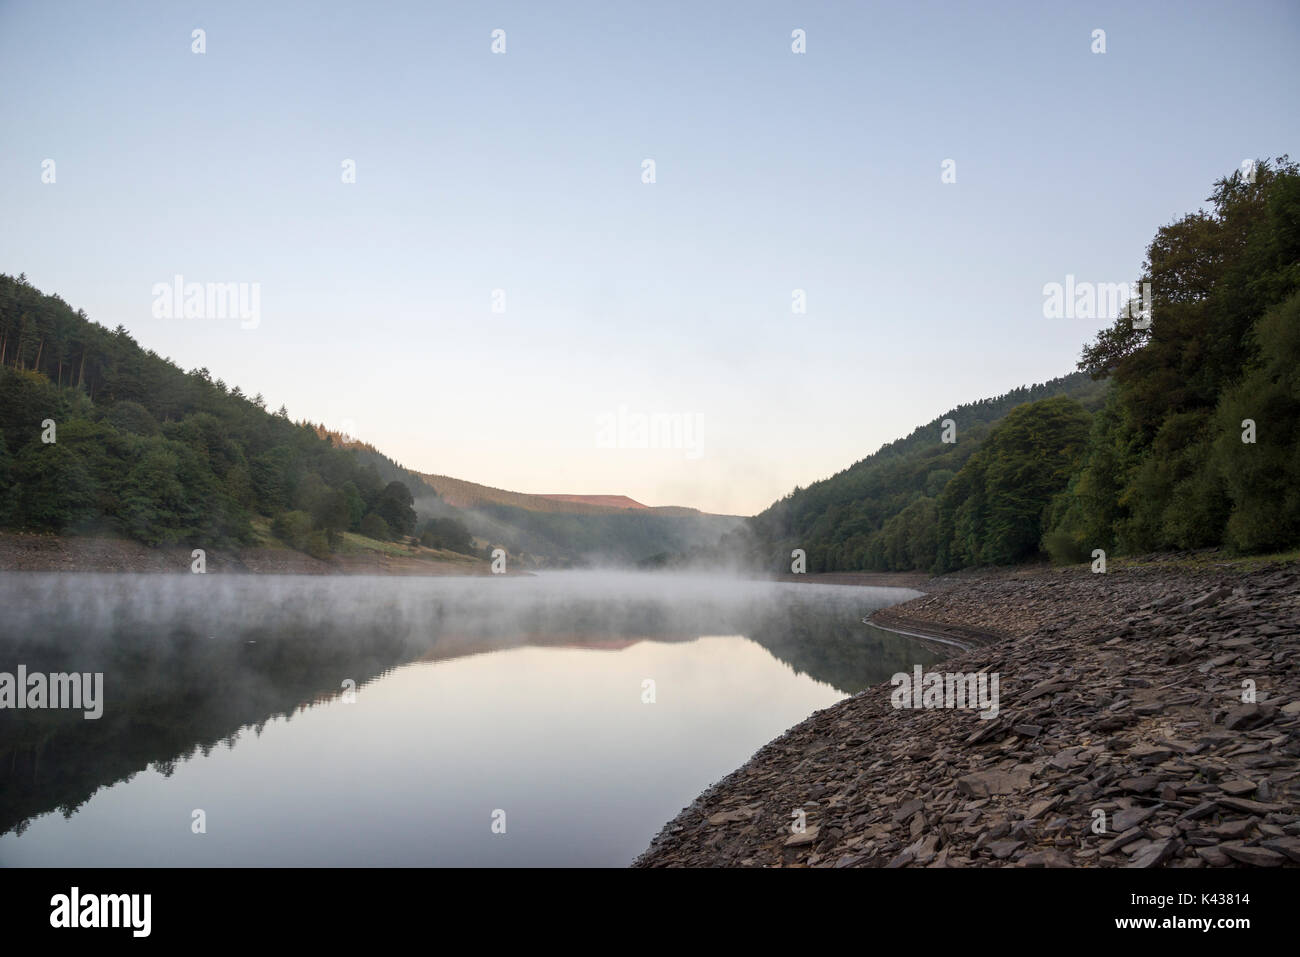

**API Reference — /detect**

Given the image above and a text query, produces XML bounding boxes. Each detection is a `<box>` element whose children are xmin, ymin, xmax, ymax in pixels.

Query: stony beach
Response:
<box><xmin>635</xmin><ymin>557</ymin><xmax>1300</xmax><ymax>868</ymax></box>
<box><xmin>0</xmin><ymin>530</ymin><xmax>489</xmax><ymax>575</ymax></box>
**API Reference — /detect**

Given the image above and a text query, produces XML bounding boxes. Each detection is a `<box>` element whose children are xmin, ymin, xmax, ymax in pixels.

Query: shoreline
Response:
<box><xmin>0</xmin><ymin>530</ymin><xmax>496</xmax><ymax>576</ymax></box>
<box><xmin>635</xmin><ymin>557</ymin><xmax>1300</xmax><ymax>868</ymax></box>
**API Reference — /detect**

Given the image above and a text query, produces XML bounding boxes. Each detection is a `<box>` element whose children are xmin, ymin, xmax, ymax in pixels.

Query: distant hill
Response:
<box><xmin>539</xmin><ymin>494</ymin><xmax>648</xmax><ymax>510</ymax></box>
<box><xmin>419</xmin><ymin>473</ymin><xmax>647</xmax><ymax>515</ymax></box>
<box><xmin>408</xmin><ymin>472</ymin><xmax>742</xmax><ymax>567</ymax></box>
<box><xmin>297</xmin><ymin>443</ymin><xmax>744</xmax><ymax>568</ymax></box>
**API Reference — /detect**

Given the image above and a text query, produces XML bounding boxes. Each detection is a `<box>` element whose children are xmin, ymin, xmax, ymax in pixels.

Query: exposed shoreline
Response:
<box><xmin>0</xmin><ymin>530</ymin><xmax>494</xmax><ymax>576</ymax></box>
<box><xmin>636</xmin><ymin>557</ymin><xmax>1300</xmax><ymax>868</ymax></box>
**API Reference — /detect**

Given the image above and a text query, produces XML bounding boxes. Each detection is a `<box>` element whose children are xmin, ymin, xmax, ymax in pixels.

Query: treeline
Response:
<box><xmin>746</xmin><ymin>157</ymin><xmax>1300</xmax><ymax>573</ymax></box>
<box><xmin>0</xmin><ymin>274</ymin><xmax>472</xmax><ymax>557</ymax></box>
<box><xmin>1048</xmin><ymin>156</ymin><xmax>1300</xmax><ymax>559</ymax></box>
<box><xmin>745</xmin><ymin>373</ymin><xmax>1107</xmax><ymax>572</ymax></box>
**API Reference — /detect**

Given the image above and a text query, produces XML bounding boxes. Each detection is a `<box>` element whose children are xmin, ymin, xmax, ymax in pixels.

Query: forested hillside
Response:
<box><xmin>744</xmin><ymin>373</ymin><xmax>1107</xmax><ymax>572</ymax></box>
<box><xmin>746</xmin><ymin>157</ymin><xmax>1300</xmax><ymax>574</ymax></box>
<box><xmin>7</xmin><ymin>158</ymin><xmax>1293</xmax><ymax>573</ymax></box>
<box><xmin>0</xmin><ymin>274</ymin><xmax>441</xmax><ymax>558</ymax></box>
<box><xmin>0</xmin><ymin>277</ymin><xmax>739</xmax><ymax>568</ymax></box>
<box><xmin>1048</xmin><ymin>156</ymin><xmax>1300</xmax><ymax>559</ymax></box>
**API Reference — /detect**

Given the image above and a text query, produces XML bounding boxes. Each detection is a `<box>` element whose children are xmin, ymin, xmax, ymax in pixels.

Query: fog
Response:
<box><xmin>0</xmin><ymin>570</ymin><xmax>916</xmax><ymax>653</ymax></box>
<box><xmin>0</xmin><ymin>571</ymin><xmax>929</xmax><ymax>847</ymax></box>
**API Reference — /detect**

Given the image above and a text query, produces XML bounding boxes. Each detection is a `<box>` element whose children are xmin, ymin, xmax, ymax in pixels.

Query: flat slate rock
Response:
<box><xmin>634</xmin><ymin>562</ymin><xmax>1300</xmax><ymax>869</ymax></box>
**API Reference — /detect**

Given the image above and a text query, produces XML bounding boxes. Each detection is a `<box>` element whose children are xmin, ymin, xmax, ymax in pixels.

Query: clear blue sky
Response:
<box><xmin>2</xmin><ymin>0</ymin><xmax>1296</xmax><ymax>514</ymax></box>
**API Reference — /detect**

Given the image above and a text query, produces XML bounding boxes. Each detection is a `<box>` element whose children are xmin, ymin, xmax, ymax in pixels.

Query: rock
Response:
<box><xmin>892</xmin><ymin>798</ymin><xmax>925</xmax><ymax>823</ymax></box>
<box><xmin>965</xmin><ymin>720</ymin><xmax>1004</xmax><ymax>745</ymax></box>
<box><xmin>1021</xmin><ymin>848</ymin><xmax>1072</xmax><ymax>867</ymax></box>
<box><xmin>1218</xmin><ymin>779</ymin><xmax>1258</xmax><ymax>797</ymax></box>
<box><xmin>1099</xmin><ymin>827</ymin><xmax>1144</xmax><ymax>855</ymax></box>
<box><xmin>1128</xmin><ymin>839</ymin><xmax>1177</xmax><ymax>868</ymax></box>
<box><xmin>884</xmin><ymin>848</ymin><xmax>914</xmax><ymax>868</ymax></box>
<box><xmin>632</xmin><ymin>563</ymin><xmax>1300</xmax><ymax>870</ymax></box>
<box><xmin>1213</xmin><ymin>819</ymin><xmax>1255</xmax><ymax>839</ymax></box>
<box><xmin>707</xmin><ymin>809</ymin><xmax>754</xmax><ymax>825</ymax></box>
<box><xmin>1024</xmin><ymin>798</ymin><xmax>1056</xmax><ymax>821</ymax></box>
<box><xmin>956</xmin><ymin>768</ymin><xmax>1032</xmax><ymax>798</ymax></box>
<box><xmin>987</xmin><ymin>839</ymin><xmax>1024</xmax><ymax>860</ymax></box>
<box><xmin>1195</xmin><ymin>846</ymin><xmax>1231</xmax><ymax>867</ymax></box>
<box><xmin>1180</xmin><ymin>587</ymin><xmax>1233</xmax><ymax>612</ymax></box>
<box><xmin>1178</xmin><ymin>801</ymin><xmax>1219</xmax><ymax>822</ymax></box>
<box><xmin>1113</xmin><ymin>806</ymin><xmax>1158</xmax><ymax>832</ymax></box>
<box><xmin>1219</xmin><ymin>844</ymin><xmax>1285</xmax><ymax>867</ymax></box>
<box><xmin>1119</xmin><ymin>775</ymin><xmax>1163</xmax><ymax>794</ymax></box>
<box><xmin>1224</xmin><ymin>704</ymin><xmax>1275</xmax><ymax>731</ymax></box>
<box><xmin>1217</xmin><ymin>796</ymin><xmax>1285</xmax><ymax>814</ymax></box>
<box><xmin>784</xmin><ymin>826</ymin><xmax>820</xmax><ymax>847</ymax></box>
<box><xmin>1048</xmin><ymin>749</ymin><xmax>1084</xmax><ymax>771</ymax></box>
<box><xmin>1260</xmin><ymin>837</ymin><xmax>1300</xmax><ymax>863</ymax></box>
<box><xmin>1130</xmin><ymin>743</ymin><xmax>1174</xmax><ymax>763</ymax></box>
<box><xmin>1024</xmin><ymin>680</ymin><xmax>1071</xmax><ymax>701</ymax></box>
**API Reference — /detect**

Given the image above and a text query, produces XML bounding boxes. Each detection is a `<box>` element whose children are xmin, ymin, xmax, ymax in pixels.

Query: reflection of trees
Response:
<box><xmin>0</xmin><ymin>619</ymin><xmax>411</xmax><ymax>837</ymax></box>
<box><xmin>742</xmin><ymin>599</ymin><xmax>942</xmax><ymax>694</ymax></box>
<box><xmin>0</xmin><ymin>577</ymin><xmax>928</xmax><ymax>837</ymax></box>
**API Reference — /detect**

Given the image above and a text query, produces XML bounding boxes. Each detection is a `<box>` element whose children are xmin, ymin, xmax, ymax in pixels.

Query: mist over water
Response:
<box><xmin>0</xmin><ymin>571</ymin><xmax>935</xmax><ymax>866</ymax></box>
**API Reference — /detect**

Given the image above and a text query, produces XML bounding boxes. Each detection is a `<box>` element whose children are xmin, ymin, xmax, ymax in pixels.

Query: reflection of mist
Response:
<box><xmin>0</xmin><ymin>571</ymin><xmax>917</xmax><ymax>650</ymax></box>
<box><xmin>0</xmin><ymin>572</ymin><xmax>926</xmax><ymax>838</ymax></box>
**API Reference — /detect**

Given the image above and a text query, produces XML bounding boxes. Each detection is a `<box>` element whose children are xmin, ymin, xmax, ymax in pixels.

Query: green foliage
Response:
<box><xmin>0</xmin><ymin>274</ymin><xmax>427</xmax><ymax>557</ymax></box>
<box><xmin>118</xmin><ymin>444</ymin><xmax>187</xmax><ymax>545</ymax></box>
<box><xmin>340</xmin><ymin>481</ymin><xmax>366</xmax><ymax>530</ymax></box>
<box><xmin>359</xmin><ymin>512</ymin><xmax>391</xmax><ymax>541</ymax></box>
<box><xmin>104</xmin><ymin>400</ymin><xmax>159</xmax><ymax>436</ymax></box>
<box><xmin>1049</xmin><ymin>156</ymin><xmax>1300</xmax><ymax>559</ymax></box>
<box><xmin>0</xmin><ymin>433</ymin><xmax>12</xmax><ymax>525</ymax></box>
<box><xmin>935</xmin><ymin>397</ymin><xmax>1091</xmax><ymax>569</ymax></box>
<box><xmin>1211</xmin><ymin>291</ymin><xmax>1300</xmax><ymax>550</ymax></box>
<box><xmin>12</xmin><ymin>443</ymin><xmax>97</xmax><ymax>532</ymax></box>
<box><xmin>746</xmin><ymin>373</ymin><xmax>1107</xmax><ymax>572</ymax></box>
<box><xmin>1042</xmin><ymin>391</ymin><xmax>1137</xmax><ymax>560</ymax></box>
<box><xmin>418</xmin><ymin>515</ymin><xmax>474</xmax><ymax>554</ymax></box>
<box><xmin>271</xmin><ymin>510</ymin><xmax>314</xmax><ymax>550</ymax></box>
<box><xmin>746</xmin><ymin>159</ymin><xmax>1300</xmax><ymax>571</ymax></box>
<box><xmin>374</xmin><ymin>481</ymin><xmax>416</xmax><ymax>538</ymax></box>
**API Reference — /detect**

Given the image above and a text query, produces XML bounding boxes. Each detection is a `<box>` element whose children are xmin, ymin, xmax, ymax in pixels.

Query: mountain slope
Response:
<box><xmin>0</xmin><ymin>273</ymin><xmax>439</xmax><ymax>558</ymax></box>
<box><xmin>319</xmin><ymin>432</ymin><xmax>745</xmax><ymax>568</ymax></box>
<box><xmin>742</xmin><ymin>372</ymin><xmax>1109</xmax><ymax>572</ymax></box>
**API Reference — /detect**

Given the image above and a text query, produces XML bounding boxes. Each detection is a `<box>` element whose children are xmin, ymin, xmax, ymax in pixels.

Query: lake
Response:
<box><xmin>0</xmin><ymin>572</ymin><xmax>937</xmax><ymax>866</ymax></box>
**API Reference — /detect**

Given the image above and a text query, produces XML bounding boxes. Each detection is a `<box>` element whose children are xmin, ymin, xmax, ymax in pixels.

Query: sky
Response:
<box><xmin>1</xmin><ymin>0</ymin><xmax>1297</xmax><ymax>515</ymax></box>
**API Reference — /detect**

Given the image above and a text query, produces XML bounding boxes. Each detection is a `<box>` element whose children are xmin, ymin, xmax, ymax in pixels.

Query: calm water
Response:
<box><xmin>0</xmin><ymin>572</ymin><xmax>936</xmax><ymax>866</ymax></box>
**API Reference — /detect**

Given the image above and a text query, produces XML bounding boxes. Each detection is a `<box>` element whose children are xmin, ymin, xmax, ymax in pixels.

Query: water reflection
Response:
<box><xmin>0</xmin><ymin>572</ymin><xmax>938</xmax><ymax>864</ymax></box>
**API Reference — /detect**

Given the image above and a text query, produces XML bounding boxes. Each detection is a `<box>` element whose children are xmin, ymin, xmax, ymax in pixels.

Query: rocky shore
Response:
<box><xmin>635</xmin><ymin>557</ymin><xmax>1300</xmax><ymax>867</ymax></box>
<box><xmin>0</xmin><ymin>531</ymin><xmax>491</xmax><ymax>576</ymax></box>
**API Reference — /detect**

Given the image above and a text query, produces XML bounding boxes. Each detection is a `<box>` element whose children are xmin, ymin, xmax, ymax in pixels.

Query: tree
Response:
<box><xmin>1210</xmin><ymin>291</ymin><xmax>1300</xmax><ymax>550</ymax></box>
<box><xmin>12</xmin><ymin>443</ymin><xmax>97</xmax><ymax>532</ymax></box>
<box><xmin>374</xmin><ymin>481</ymin><xmax>416</xmax><ymax>537</ymax></box>
<box><xmin>936</xmin><ymin>397</ymin><xmax>1092</xmax><ymax>569</ymax></box>
<box><xmin>359</xmin><ymin>512</ymin><xmax>391</xmax><ymax>541</ymax></box>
